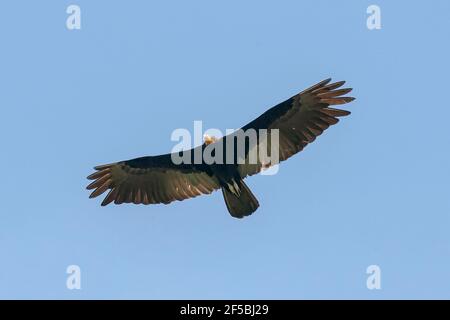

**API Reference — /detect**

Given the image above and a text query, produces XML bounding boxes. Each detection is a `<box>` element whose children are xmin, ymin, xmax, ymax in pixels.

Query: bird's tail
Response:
<box><xmin>221</xmin><ymin>179</ymin><xmax>259</xmax><ymax>218</ymax></box>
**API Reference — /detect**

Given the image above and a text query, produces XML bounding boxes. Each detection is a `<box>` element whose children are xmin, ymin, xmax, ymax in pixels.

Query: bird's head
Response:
<box><xmin>203</xmin><ymin>134</ymin><xmax>217</xmax><ymax>145</ymax></box>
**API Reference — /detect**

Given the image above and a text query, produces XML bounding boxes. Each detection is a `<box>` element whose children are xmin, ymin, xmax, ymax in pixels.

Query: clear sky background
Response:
<box><xmin>1</xmin><ymin>1</ymin><xmax>449</xmax><ymax>299</ymax></box>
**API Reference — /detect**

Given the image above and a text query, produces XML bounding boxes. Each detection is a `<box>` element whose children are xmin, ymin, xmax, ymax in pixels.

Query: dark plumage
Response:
<box><xmin>87</xmin><ymin>78</ymin><xmax>355</xmax><ymax>218</ymax></box>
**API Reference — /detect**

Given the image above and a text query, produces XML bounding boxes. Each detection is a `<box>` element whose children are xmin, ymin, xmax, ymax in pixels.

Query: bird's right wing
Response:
<box><xmin>86</xmin><ymin>151</ymin><xmax>221</xmax><ymax>206</ymax></box>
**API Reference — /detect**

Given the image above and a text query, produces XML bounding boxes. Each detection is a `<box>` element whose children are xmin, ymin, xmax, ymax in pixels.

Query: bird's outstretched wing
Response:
<box><xmin>86</xmin><ymin>151</ymin><xmax>220</xmax><ymax>206</ymax></box>
<box><xmin>235</xmin><ymin>78</ymin><xmax>355</xmax><ymax>178</ymax></box>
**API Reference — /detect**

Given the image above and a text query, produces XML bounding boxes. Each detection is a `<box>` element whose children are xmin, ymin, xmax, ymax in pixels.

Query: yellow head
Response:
<box><xmin>203</xmin><ymin>134</ymin><xmax>217</xmax><ymax>145</ymax></box>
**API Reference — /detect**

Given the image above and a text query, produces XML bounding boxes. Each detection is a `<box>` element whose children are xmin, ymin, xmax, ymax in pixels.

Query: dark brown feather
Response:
<box><xmin>86</xmin><ymin>174</ymin><xmax>111</xmax><ymax>190</ymax></box>
<box><xmin>87</xmin><ymin>168</ymin><xmax>110</xmax><ymax>180</ymax></box>
<box><xmin>89</xmin><ymin>179</ymin><xmax>112</xmax><ymax>198</ymax></box>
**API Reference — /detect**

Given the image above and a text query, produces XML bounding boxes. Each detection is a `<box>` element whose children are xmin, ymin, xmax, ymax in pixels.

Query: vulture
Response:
<box><xmin>87</xmin><ymin>78</ymin><xmax>355</xmax><ymax>218</ymax></box>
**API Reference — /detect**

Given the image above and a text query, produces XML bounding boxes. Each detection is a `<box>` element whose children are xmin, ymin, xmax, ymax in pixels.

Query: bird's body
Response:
<box><xmin>87</xmin><ymin>78</ymin><xmax>355</xmax><ymax>218</ymax></box>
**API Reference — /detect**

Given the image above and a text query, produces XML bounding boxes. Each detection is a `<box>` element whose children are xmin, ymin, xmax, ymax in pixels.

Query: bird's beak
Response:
<box><xmin>204</xmin><ymin>134</ymin><xmax>216</xmax><ymax>145</ymax></box>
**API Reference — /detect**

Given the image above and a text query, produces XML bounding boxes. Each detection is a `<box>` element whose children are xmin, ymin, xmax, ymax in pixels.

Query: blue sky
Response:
<box><xmin>1</xmin><ymin>1</ymin><xmax>449</xmax><ymax>299</ymax></box>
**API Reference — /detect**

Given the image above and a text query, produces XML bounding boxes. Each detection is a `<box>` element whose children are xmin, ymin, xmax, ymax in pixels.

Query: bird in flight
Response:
<box><xmin>87</xmin><ymin>78</ymin><xmax>355</xmax><ymax>218</ymax></box>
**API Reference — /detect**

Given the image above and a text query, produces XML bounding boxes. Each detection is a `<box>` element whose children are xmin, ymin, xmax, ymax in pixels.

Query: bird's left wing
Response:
<box><xmin>236</xmin><ymin>78</ymin><xmax>355</xmax><ymax>178</ymax></box>
<box><xmin>86</xmin><ymin>152</ymin><xmax>221</xmax><ymax>206</ymax></box>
